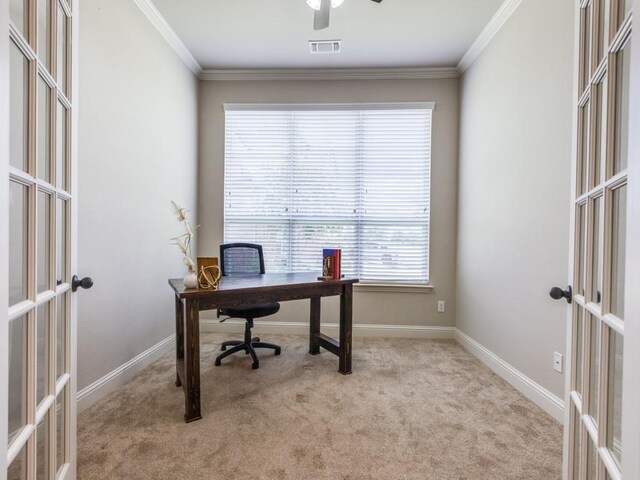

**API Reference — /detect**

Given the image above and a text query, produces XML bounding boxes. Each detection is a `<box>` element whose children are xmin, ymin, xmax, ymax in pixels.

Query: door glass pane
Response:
<box><xmin>10</xmin><ymin>41</ymin><xmax>28</xmax><ymax>172</ymax></box>
<box><xmin>586</xmin><ymin>434</ymin><xmax>597</xmax><ymax>479</ymax></box>
<box><xmin>614</xmin><ymin>41</ymin><xmax>631</xmax><ymax>174</ymax></box>
<box><xmin>581</xmin><ymin>5</ymin><xmax>593</xmax><ymax>90</ymax></box>
<box><xmin>619</xmin><ymin>0</ymin><xmax>632</xmax><ymax>25</ymax></box>
<box><xmin>56</xmin><ymin>101</ymin><xmax>68</xmax><ymax>190</ymax></box>
<box><xmin>597</xmin><ymin>0</ymin><xmax>610</xmax><ymax>61</ymax></box>
<box><xmin>591</xmin><ymin>196</ymin><xmax>603</xmax><ymax>306</ymax></box>
<box><xmin>588</xmin><ymin>316</ymin><xmax>601</xmax><ymax>422</ymax></box>
<box><xmin>610</xmin><ymin>185</ymin><xmax>627</xmax><ymax>318</ymax></box>
<box><xmin>37</xmin><ymin>0</ymin><xmax>51</xmax><ymax>70</ymax></box>
<box><xmin>9</xmin><ymin>182</ymin><xmax>28</xmax><ymax>306</ymax></box>
<box><xmin>579</xmin><ymin>103</ymin><xmax>590</xmax><ymax>195</ymax></box>
<box><xmin>38</xmin><ymin>75</ymin><xmax>52</xmax><ymax>183</ymax></box>
<box><xmin>10</xmin><ymin>0</ymin><xmax>28</xmax><ymax>38</ymax></box>
<box><xmin>56</xmin><ymin>293</ymin><xmax>67</xmax><ymax>379</ymax></box>
<box><xmin>593</xmin><ymin>76</ymin><xmax>607</xmax><ymax>187</ymax></box>
<box><xmin>577</xmin><ymin>203</ymin><xmax>587</xmax><ymax>296</ymax></box>
<box><xmin>607</xmin><ymin>330</ymin><xmax>623</xmax><ymax>468</ymax></box>
<box><xmin>57</xmin><ymin>198</ymin><xmax>67</xmax><ymax>285</ymax></box>
<box><xmin>56</xmin><ymin>388</ymin><xmax>67</xmax><ymax>473</ymax></box>
<box><xmin>37</xmin><ymin>412</ymin><xmax>50</xmax><ymax>479</ymax></box>
<box><xmin>57</xmin><ymin>3</ymin><xmax>68</xmax><ymax>94</ymax></box>
<box><xmin>7</xmin><ymin>441</ymin><xmax>27</xmax><ymax>480</ymax></box>
<box><xmin>38</xmin><ymin>191</ymin><xmax>52</xmax><ymax>293</ymax></box>
<box><xmin>8</xmin><ymin>315</ymin><xmax>27</xmax><ymax>445</ymax></box>
<box><xmin>572</xmin><ymin>407</ymin><xmax>582</xmax><ymax>478</ymax></box>
<box><xmin>37</xmin><ymin>303</ymin><xmax>51</xmax><ymax>406</ymax></box>
<box><xmin>575</xmin><ymin>307</ymin><xmax>585</xmax><ymax>395</ymax></box>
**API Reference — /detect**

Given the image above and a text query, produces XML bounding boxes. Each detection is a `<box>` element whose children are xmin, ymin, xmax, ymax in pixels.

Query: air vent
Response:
<box><xmin>309</xmin><ymin>40</ymin><xmax>342</xmax><ymax>54</ymax></box>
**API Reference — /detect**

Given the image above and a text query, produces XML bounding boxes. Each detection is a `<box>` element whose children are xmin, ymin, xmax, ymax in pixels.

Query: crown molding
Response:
<box><xmin>199</xmin><ymin>67</ymin><xmax>460</xmax><ymax>81</ymax></box>
<box><xmin>457</xmin><ymin>0</ymin><xmax>524</xmax><ymax>74</ymax></box>
<box><xmin>133</xmin><ymin>0</ymin><xmax>202</xmax><ymax>76</ymax></box>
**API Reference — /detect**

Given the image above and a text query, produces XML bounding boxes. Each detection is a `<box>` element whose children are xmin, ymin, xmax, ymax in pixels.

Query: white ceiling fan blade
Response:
<box><xmin>314</xmin><ymin>0</ymin><xmax>330</xmax><ymax>30</ymax></box>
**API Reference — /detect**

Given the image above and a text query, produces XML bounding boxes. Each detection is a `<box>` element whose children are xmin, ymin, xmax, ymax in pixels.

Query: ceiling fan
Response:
<box><xmin>307</xmin><ymin>0</ymin><xmax>382</xmax><ymax>31</ymax></box>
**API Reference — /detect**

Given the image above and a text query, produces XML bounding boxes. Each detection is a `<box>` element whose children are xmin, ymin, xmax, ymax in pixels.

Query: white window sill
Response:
<box><xmin>354</xmin><ymin>283</ymin><xmax>434</xmax><ymax>294</ymax></box>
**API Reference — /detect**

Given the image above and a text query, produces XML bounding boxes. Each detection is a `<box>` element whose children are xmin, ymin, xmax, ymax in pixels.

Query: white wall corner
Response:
<box><xmin>132</xmin><ymin>0</ymin><xmax>202</xmax><ymax>76</ymax></box>
<box><xmin>77</xmin><ymin>335</ymin><xmax>175</xmax><ymax>412</ymax></box>
<box><xmin>457</xmin><ymin>0</ymin><xmax>524</xmax><ymax>74</ymax></box>
<box><xmin>454</xmin><ymin>328</ymin><xmax>565</xmax><ymax>422</ymax></box>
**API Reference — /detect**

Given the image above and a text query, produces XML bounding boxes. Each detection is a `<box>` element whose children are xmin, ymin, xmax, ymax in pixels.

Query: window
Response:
<box><xmin>223</xmin><ymin>103</ymin><xmax>433</xmax><ymax>284</ymax></box>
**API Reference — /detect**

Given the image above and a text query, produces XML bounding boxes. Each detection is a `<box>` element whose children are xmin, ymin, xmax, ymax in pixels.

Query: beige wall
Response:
<box><xmin>457</xmin><ymin>0</ymin><xmax>575</xmax><ymax>398</ymax></box>
<box><xmin>77</xmin><ymin>0</ymin><xmax>198</xmax><ymax>391</ymax></box>
<box><xmin>198</xmin><ymin>79</ymin><xmax>459</xmax><ymax>327</ymax></box>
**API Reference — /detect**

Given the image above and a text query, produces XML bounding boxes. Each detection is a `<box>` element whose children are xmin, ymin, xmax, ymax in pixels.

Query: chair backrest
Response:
<box><xmin>220</xmin><ymin>243</ymin><xmax>265</xmax><ymax>277</ymax></box>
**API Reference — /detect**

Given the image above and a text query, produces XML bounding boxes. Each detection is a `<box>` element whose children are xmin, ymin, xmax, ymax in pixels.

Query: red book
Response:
<box><xmin>333</xmin><ymin>249</ymin><xmax>341</xmax><ymax>279</ymax></box>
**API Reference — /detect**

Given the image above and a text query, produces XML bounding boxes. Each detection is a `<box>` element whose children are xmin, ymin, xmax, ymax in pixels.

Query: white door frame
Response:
<box><xmin>621</xmin><ymin>0</ymin><xmax>640</xmax><ymax>473</ymax></box>
<box><xmin>2</xmin><ymin>0</ymin><xmax>78</xmax><ymax>477</ymax></box>
<box><xmin>1</xmin><ymin>0</ymin><xmax>10</xmax><ymax>478</ymax></box>
<box><xmin>67</xmin><ymin>0</ymin><xmax>79</xmax><ymax>476</ymax></box>
<box><xmin>563</xmin><ymin>0</ymin><xmax>639</xmax><ymax>478</ymax></box>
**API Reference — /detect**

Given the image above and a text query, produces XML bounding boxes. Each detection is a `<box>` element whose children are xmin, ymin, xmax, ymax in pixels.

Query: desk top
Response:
<box><xmin>169</xmin><ymin>272</ymin><xmax>359</xmax><ymax>299</ymax></box>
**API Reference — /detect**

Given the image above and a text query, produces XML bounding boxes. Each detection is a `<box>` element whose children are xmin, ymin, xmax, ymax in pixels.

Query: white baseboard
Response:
<box><xmin>454</xmin><ymin>328</ymin><xmax>565</xmax><ymax>422</ymax></box>
<box><xmin>200</xmin><ymin>319</ymin><xmax>456</xmax><ymax>339</ymax></box>
<box><xmin>77</xmin><ymin>334</ymin><xmax>175</xmax><ymax>412</ymax></box>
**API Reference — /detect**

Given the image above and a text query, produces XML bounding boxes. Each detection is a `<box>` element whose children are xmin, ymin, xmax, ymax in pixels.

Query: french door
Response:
<box><xmin>3</xmin><ymin>0</ymin><xmax>77</xmax><ymax>478</ymax></box>
<box><xmin>566</xmin><ymin>0</ymin><xmax>636</xmax><ymax>479</ymax></box>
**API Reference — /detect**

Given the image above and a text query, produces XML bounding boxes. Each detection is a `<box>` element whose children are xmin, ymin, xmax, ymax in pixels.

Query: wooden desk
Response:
<box><xmin>169</xmin><ymin>272</ymin><xmax>359</xmax><ymax>423</ymax></box>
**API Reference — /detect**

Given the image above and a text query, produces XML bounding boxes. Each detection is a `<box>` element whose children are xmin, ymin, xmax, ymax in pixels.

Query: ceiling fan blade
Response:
<box><xmin>314</xmin><ymin>0</ymin><xmax>330</xmax><ymax>30</ymax></box>
<box><xmin>370</xmin><ymin>0</ymin><xmax>382</xmax><ymax>2</ymax></box>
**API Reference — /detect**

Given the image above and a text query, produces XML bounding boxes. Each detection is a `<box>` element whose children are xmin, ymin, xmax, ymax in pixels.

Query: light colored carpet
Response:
<box><xmin>78</xmin><ymin>334</ymin><xmax>563</xmax><ymax>480</ymax></box>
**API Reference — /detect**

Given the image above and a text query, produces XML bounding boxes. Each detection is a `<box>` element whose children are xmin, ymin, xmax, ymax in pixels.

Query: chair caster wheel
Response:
<box><xmin>221</xmin><ymin>346</ymin><xmax>226</xmax><ymax>351</ymax></box>
<box><xmin>252</xmin><ymin>337</ymin><xmax>261</xmax><ymax>343</ymax></box>
<box><xmin>275</xmin><ymin>348</ymin><xmax>281</xmax><ymax>356</ymax></box>
<box><xmin>215</xmin><ymin>359</ymin><xmax>221</xmax><ymax>366</ymax></box>
<box><xmin>252</xmin><ymin>362</ymin><xmax>259</xmax><ymax>370</ymax></box>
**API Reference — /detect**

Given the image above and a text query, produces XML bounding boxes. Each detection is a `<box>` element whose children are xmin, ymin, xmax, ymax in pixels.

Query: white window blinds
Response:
<box><xmin>224</xmin><ymin>103</ymin><xmax>432</xmax><ymax>284</ymax></box>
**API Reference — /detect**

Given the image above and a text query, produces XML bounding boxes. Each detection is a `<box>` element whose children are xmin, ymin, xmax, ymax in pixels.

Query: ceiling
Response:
<box><xmin>151</xmin><ymin>0</ymin><xmax>505</xmax><ymax>69</ymax></box>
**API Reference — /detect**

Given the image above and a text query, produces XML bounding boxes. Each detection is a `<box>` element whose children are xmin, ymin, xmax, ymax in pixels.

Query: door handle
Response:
<box><xmin>72</xmin><ymin>275</ymin><xmax>94</xmax><ymax>292</ymax></box>
<box><xmin>549</xmin><ymin>285</ymin><xmax>572</xmax><ymax>304</ymax></box>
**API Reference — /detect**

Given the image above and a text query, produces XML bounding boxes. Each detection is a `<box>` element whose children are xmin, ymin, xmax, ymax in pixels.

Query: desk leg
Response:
<box><xmin>309</xmin><ymin>297</ymin><xmax>321</xmax><ymax>355</ymax></box>
<box><xmin>339</xmin><ymin>284</ymin><xmax>353</xmax><ymax>375</ymax></box>
<box><xmin>175</xmin><ymin>295</ymin><xmax>184</xmax><ymax>387</ymax></box>
<box><xmin>184</xmin><ymin>298</ymin><xmax>202</xmax><ymax>422</ymax></box>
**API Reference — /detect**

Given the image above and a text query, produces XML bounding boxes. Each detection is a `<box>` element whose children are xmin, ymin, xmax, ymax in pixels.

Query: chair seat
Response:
<box><xmin>221</xmin><ymin>302</ymin><xmax>280</xmax><ymax>319</ymax></box>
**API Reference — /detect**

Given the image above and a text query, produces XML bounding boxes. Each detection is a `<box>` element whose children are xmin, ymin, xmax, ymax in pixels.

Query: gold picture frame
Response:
<box><xmin>197</xmin><ymin>257</ymin><xmax>221</xmax><ymax>289</ymax></box>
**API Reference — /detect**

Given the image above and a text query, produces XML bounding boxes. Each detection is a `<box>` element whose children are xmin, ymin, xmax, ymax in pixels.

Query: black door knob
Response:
<box><xmin>549</xmin><ymin>285</ymin><xmax>572</xmax><ymax>304</ymax></box>
<box><xmin>72</xmin><ymin>275</ymin><xmax>94</xmax><ymax>292</ymax></box>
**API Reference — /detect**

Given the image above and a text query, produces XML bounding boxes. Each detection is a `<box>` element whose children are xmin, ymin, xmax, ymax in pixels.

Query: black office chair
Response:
<box><xmin>214</xmin><ymin>243</ymin><xmax>281</xmax><ymax>370</ymax></box>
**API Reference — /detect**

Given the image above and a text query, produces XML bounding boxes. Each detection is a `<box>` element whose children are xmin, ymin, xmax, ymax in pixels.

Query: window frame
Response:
<box><xmin>223</xmin><ymin>102</ymin><xmax>435</xmax><ymax>287</ymax></box>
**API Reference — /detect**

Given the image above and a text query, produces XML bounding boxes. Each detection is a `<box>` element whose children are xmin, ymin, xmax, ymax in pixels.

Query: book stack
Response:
<box><xmin>318</xmin><ymin>248</ymin><xmax>342</xmax><ymax>281</ymax></box>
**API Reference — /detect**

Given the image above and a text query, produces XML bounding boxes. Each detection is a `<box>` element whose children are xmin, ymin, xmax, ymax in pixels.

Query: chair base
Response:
<box><xmin>214</xmin><ymin>320</ymin><xmax>281</xmax><ymax>369</ymax></box>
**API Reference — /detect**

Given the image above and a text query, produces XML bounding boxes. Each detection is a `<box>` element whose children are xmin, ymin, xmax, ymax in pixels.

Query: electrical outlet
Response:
<box><xmin>553</xmin><ymin>352</ymin><xmax>563</xmax><ymax>373</ymax></box>
<box><xmin>437</xmin><ymin>300</ymin><xmax>445</xmax><ymax>313</ymax></box>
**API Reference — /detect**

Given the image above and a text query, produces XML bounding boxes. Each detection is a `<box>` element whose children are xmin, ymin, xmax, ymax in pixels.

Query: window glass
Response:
<box><xmin>38</xmin><ymin>0</ymin><xmax>52</xmax><ymax>70</ymax></box>
<box><xmin>8</xmin><ymin>315</ymin><xmax>28</xmax><ymax>446</ymax></box>
<box><xmin>37</xmin><ymin>303</ymin><xmax>51</xmax><ymax>406</ymax></box>
<box><xmin>9</xmin><ymin>182</ymin><xmax>28</xmax><ymax>306</ymax></box>
<box><xmin>614</xmin><ymin>41</ymin><xmax>631</xmax><ymax>174</ymax></box>
<box><xmin>610</xmin><ymin>185</ymin><xmax>627</xmax><ymax>318</ymax></box>
<box><xmin>38</xmin><ymin>191</ymin><xmax>52</xmax><ymax>293</ymax></box>
<box><xmin>10</xmin><ymin>41</ymin><xmax>28</xmax><ymax>172</ymax></box>
<box><xmin>7</xmin><ymin>441</ymin><xmax>27</xmax><ymax>480</ymax></box>
<box><xmin>224</xmin><ymin>108</ymin><xmax>432</xmax><ymax>284</ymax></box>
<box><xmin>38</xmin><ymin>75</ymin><xmax>52</xmax><ymax>183</ymax></box>
<box><xmin>607</xmin><ymin>330</ymin><xmax>623</xmax><ymax>468</ymax></box>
